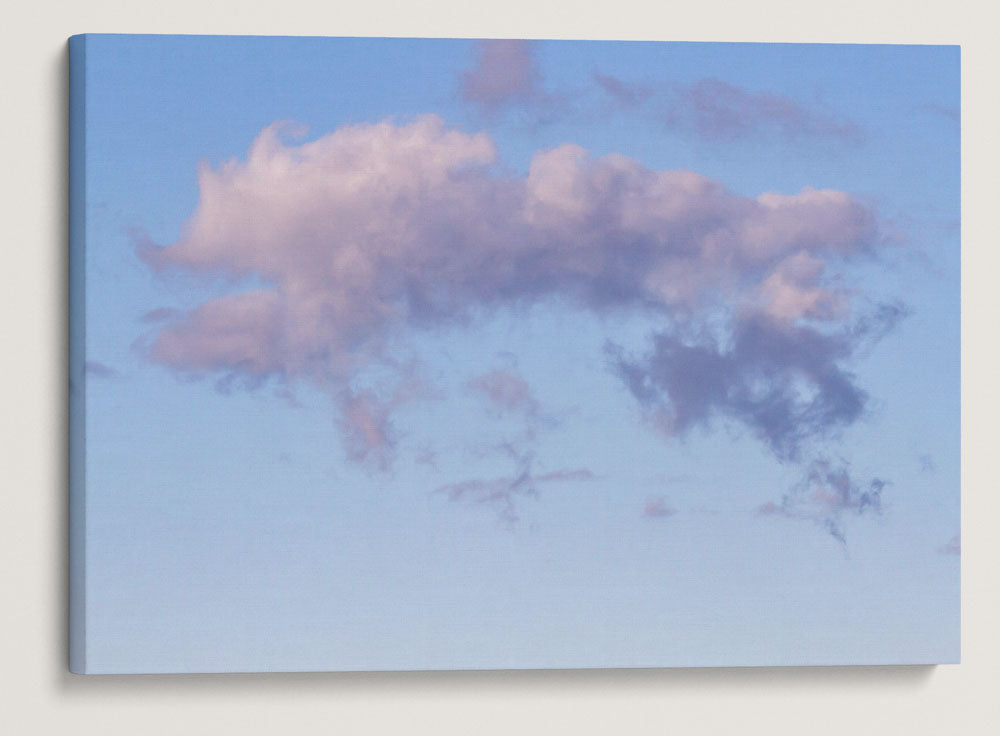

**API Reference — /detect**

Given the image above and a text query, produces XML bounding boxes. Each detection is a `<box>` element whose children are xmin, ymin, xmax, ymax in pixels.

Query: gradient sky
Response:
<box><xmin>75</xmin><ymin>35</ymin><xmax>960</xmax><ymax>673</ymax></box>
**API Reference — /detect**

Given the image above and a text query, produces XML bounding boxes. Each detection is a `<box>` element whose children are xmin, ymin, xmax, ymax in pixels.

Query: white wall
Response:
<box><xmin>3</xmin><ymin>1</ymin><xmax>997</xmax><ymax>733</ymax></box>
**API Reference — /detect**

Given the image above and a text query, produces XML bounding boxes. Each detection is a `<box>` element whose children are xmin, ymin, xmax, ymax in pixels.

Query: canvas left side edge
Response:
<box><xmin>68</xmin><ymin>33</ymin><xmax>88</xmax><ymax>675</ymax></box>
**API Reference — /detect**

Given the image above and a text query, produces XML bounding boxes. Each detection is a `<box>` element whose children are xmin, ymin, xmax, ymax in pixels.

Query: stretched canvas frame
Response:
<box><xmin>69</xmin><ymin>34</ymin><xmax>960</xmax><ymax>674</ymax></box>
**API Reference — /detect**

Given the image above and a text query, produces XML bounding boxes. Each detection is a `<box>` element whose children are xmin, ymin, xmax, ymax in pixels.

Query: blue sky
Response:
<box><xmin>76</xmin><ymin>35</ymin><xmax>959</xmax><ymax>672</ymax></box>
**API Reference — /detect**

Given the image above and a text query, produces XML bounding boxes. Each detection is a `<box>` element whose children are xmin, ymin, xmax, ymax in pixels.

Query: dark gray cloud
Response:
<box><xmin>610</xmin><ymin>306</ymin><xmax>904</xmax><ymax>461</ymax></box>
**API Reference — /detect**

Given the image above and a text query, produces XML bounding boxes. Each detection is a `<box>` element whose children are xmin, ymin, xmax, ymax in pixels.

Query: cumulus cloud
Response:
<box><xmin>462</xmin><ymin>40</ymin><xmax>540</xmax><ymax>113</ymax></box>
<box><xmin>138</xmin><ymin>115</ymin><xmax>886</xmax><ymax>464</ymax></box>
<box><xmin>757</xmin><ymin>458</ymin><xmax>887</xmax><ymax>544</ymax></box>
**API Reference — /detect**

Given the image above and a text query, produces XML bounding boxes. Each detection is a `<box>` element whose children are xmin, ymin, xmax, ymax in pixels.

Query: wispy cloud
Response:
<box><xmin>469</xmin><ymin>369</ymin><xmax>539</xmax><ymax>416</ymax></box>
<box><xmin>643</xmin><ymin>496</ymin><xmax>676</xmax><ymax>519</ymax></box>
<box><xmin>593</xmin><ymin>72</ymin><xmax>862</xmax><ymax>145</ymax></box>
<box><xmin>140</xmin><ymin>306</ymin><xmax>181</xmax><ymax>323</ymax></box>
<box><xmin>920</xmin><ymin>102</ymin><xmax>959</xmax><ymax>123</ymax></box>
<box><xmin>938</xmin><ymin>534</ymin><xmax>960</xmax><ymax>555</ymax></box>
<box><xmin>337</xmin><ymin>390</ymin><xmax>396</xmax><ymax>470</ymax></box>
<box><xmin>138</xmin><ymin>115</ymin><xmax>888</xmax><ymax>464</ymax></box>
<box><xmin>669</xmin><ymin>78</ymin><xmax>863</xmax><ymax>143</ymax></box>
<box><xmin>757</xmin><ymin>458</ymin><xmax>887</xmax><ymax>545</ymax></box>
<box><xmin>335</xmin><ymin>364</ymin><xmax>438</xmax><ymax>470</ymax></box>
<box><xmin>435</xmin><ymin>452</ymin><xmax>593</xmax><ymax>523</ymax></box>
<box><xmin>593</xmin><ymin>72</ymin><xmax>650</xmax><ymax>107</ymax></box>
<box><xmin>85</xmin><ymin>361</ymin><xmax>119</xmax><ymax>379</ymax></box>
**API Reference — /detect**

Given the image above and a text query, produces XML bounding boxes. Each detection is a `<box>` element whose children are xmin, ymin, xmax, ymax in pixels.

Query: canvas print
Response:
<box><xmin>68</xmin><ymin>34</ymin><xmax>960</xmax><ymax>673</ymax></box>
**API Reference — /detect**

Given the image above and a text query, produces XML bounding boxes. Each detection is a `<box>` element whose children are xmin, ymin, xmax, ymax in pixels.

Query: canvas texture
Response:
<box><xmin>68</xmin><ymin>34</ymin><xmax>960</xmax><ymax>674</ymax></box>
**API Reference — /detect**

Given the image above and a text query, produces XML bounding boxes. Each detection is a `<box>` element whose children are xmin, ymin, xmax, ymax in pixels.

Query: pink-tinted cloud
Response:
<box><xmin>643</xmin><ymin>497</ymin><xmax>676</xmax><ymax>519</ymax></box>
<box><xmin>669</xmin><ymin>78</ymin><xmax>862</xmax><ymax>143</ymax></box>
<box><xmin>462</xmin><ymin>40</ymin><xmax>539</xmax><ymax>113</ymax></box>
<box><xmin>334</xmin><ymin>365</ymin><xmax>438</xmax><ymax>469</ymax></box>
<box><xmin>469</xmin><ymin>369</ymin><xmax>539</xmax><ymax>415</ymax></box>
<box><xmin>938</xmin><ymin>534</ymin><xmax>960</xmax><ymax>555</ymax></box>
<box><xmin>337</xmin><ymin>390</ymin><xmax>395</xmax><ymax>470</ymax></box>
<box><xmin>754</xmin><ymin>251</ymin><xmax>847</xmax><ymax>323</ymax></box>
<box><xmin>138</xmin><ymin>115</ymin><xmax>884</xmax><ymax>463</ymax></box>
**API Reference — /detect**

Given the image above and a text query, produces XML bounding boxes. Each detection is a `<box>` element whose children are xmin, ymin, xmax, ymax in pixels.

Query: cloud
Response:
<box><xmin>643</xmin><ymin>496</ymin><xmax>676</xmax><ymax>519</ymax></box>
<box><xmin>435</xmin><ymin>453</ymin><xmax>593</xmax><ymax>522</ymax></box>
<box><xmin>138</xmin><ymin>115</ymin><xmax>885</xmax><ymax>463</ymax></box>
<box><xmin>938</xmin><ymin>534</ymin><xmax>960</xmax><ymax>555</ymax></box>
<box><xmin>591</xmin><ymin>72</ymin><xmax>861</xmax><ymax>145</ymax></box>
<box><xmin>594</xmin><ymin>72</ymin><xmax>651</xmax><ymax>107</ymax></box>
<box><xmin>757</xmin><ymin>458</ymin><xmax>887</xmax><ymax>544</ymax></box>
<box><xmin>140</xmin><ymin>307</ymin><xmax>181</xmax><ymax>323</ymax></box>
<box><xmin>609</xmin><ymin>305</ymin><xmax>903</xmax><ymax>461</ymax></box>
<box><xmin>667</xmin><ymin>78</ymin><xmax>863</xmax><ymax>143</ymax></box>
<box><xmin>414</xmin><ymin>445</ymin><xmax>439</xmax><ymax>469</ymax></box>
<box><xmin>337</xmin><ymin>390</ymin><xmax>395</xmax><ymax>470</ymax></box>
<box><xmin>537</xmin><ymin>468</ymin><xmax>595</xmax><ymax>482</ymax></box>
<box><xmin>469</xmin><ymin>369</ymin><xmax>539</xmax><ymax>415</ymax></box>
<box><xmin>460</xmin><ymin>40</ymin><xmax>575</xmax><ymax>125</ymax></box>
<box><xmin>462</xmin><ymin>40</ymin><xmax>539</xmax><ymax>113</ymax></box>
<box><xmin>85</xmin><ymin>361</ymin><xmax>119</xmax><ymax>379</ymax></box>
<box><xmin>335</xmin><ymin>364</ymin><xmax>438</xmax><ymax>470</ymax></box>
<box><xmin>920</xmin><ymin>102</ymin><xmax>959</xmax><ymax>123</ymax></box>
